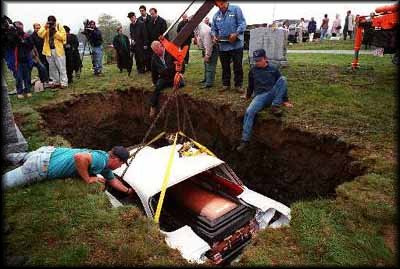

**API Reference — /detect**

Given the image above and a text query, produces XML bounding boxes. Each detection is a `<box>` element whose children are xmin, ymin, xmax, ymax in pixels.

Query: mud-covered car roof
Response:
<box><xmin>112</xmin><ymin>145</ymin><xmax>225</xmax><ymax>199</ymax></box>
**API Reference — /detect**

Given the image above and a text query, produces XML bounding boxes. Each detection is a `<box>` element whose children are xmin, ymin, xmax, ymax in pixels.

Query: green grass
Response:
<box><xmin>3</xmin><ymin>40</ymin><xmax>397</xmax><ymax>266</ymax></box>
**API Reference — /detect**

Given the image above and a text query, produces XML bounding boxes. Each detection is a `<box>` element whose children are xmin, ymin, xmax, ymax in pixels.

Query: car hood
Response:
<box><xmin>113</xmin><ymin>145</ymin><xmax>225</xmax><ymax>199</ymax></box>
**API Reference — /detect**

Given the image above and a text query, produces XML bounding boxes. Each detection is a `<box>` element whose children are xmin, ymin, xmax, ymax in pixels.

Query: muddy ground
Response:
<box><xmin>39</xmin><ymin>88</ymin><xmax>366</xmax><ymax>205</ymax></box>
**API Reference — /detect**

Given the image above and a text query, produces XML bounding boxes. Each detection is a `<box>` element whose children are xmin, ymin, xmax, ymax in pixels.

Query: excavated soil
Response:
<box><xmin>39</xmin><ymin>88</ymin><xmax>366</xmax><ymax>205</ymax></box>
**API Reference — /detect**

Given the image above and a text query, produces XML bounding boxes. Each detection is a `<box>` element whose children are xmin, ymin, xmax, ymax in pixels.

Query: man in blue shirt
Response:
<box><xmin>211</xmin><ymin>0</ymin><xmax>246</xmax><ymax>93</ymax></box>
<box><xmin>3</xmin><ymin>145</ymin><xmax>135</xmax><ymax>196</ymax></box>
<box><xmin>237</xmin><ymin>49</ymin><xmax>293</xmax><ymax>152</ymax></box>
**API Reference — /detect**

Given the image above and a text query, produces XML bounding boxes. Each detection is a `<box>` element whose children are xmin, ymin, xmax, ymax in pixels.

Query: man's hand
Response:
<box><xmin>228</xmin><ymin>33</ymin><xmax>238</xmax><ymax>43</ymax></box>
<box><xmin>212</xmin><ymin>35</ymin><xmax>218</xmax><ymax>44</ymax></box>
<box><xmin>204</xmin><ymin>55</ymin><xmax>210</xmax><ymax>63</ymax></box>
<box><xmin>240</xmin><ymin>94</ymin><xmax>249</xmax><ymax>99</ymax></box>
<box><xmin>88</xmin><ymin>176</ymin><xmax>105</xmax><ymax>184</ymax></box>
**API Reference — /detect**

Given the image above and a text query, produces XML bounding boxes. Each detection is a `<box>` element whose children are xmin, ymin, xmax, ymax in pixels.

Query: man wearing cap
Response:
<box><xmin>3</xmin><ymin>146</ymin><xmax>134</xmax><ymax>195</ymax></box>
<box><xmin>127</xmin><ymin>11</ymin><xmax>149</xmax><ymax>74</ymax></box>
<box><xmin>236</xmin><ymin>49</ymin><xmax>293</xmax><ymax>152</ymax></box>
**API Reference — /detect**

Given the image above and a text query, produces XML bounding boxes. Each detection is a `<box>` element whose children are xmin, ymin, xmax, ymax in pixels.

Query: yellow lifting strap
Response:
<box><xmin>178</xmin><ymin>131</ymin><xmax>216</xmax><ymax>157</ymax></box>
<box><xmin>154</xmin><ymin>132</ymin><xmax>178</xmax><ymax>223</ymax></box>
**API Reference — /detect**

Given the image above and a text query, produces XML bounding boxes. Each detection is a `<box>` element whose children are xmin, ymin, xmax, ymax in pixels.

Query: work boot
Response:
<box><xmin>218</xmin><ymin>85</ymin><xmax>230</xmax><ymax>92</ymax></box>
<box><xmin>236</xmin><ymin>141</ymin><xmax>248</xmax><ymax>152</ymax></box>
<box><xmin>149</xmin><ymin>107</ymin><xmax>157</xmax><ymax>119</ymax></box>
<box><xmin>271</xmin><ymin>105</ymin><xmax>283</xmax><ymax>117</ymax></box>
<box><xmin>200</xmin><ymin>85</ymin><xmax>212</xmax><ymax>89</ymax></box>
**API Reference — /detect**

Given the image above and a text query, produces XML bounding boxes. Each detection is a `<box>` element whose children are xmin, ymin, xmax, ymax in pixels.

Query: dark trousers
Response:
<box><xmin>144</xmin><ymin>47</ymin><xmax>152</xmax><ymax>72</ymax></box>
<box><xmin>343</xmin><ymin>30</ymin><xmax>353</xmax><ymax>40</ymax></box>
<box><xmin>14</xmin><ymin>63</ymin><xmax>31</xmax><ymax>94</ymax></box>
<box><xmin>150</xmin><ymin>78</ymin><xmax>185</xmax><ymax>108</ymax></box>
<box><xmin>219</xmin><ymin>48</ymin><xmax>243</xmax><ymax>87</ymax></box>
<box><xmin>39</xmin><ymin>54</ymin><xmax>49</xmax><ymax>75</ymax></box>
<box><xmin>184</xmin><ymin>44</ymin><xmax>191</xmax><ymax>64</ymax></box>
<box><xmin>32</xmin><ymin>61</ymin><xmax>49</xmax><ymax>83</ymax></box>
<box><xmin>133</xmin><ymin>46</ymin><xmax>145</xmax><ymax>73</ymax></box>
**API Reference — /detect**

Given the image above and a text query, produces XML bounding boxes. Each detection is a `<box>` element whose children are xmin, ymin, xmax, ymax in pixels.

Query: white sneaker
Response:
<box><xmin>17</xmin><ymin>94</ymin><xmax>24</xmax><ymax>99</ymax></box>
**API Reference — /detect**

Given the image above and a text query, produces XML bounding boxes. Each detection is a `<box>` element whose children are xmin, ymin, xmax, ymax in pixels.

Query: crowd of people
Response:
<box><xmin>291</xmin><ymin>10</ymin><xmax>356</xmax><ymax>42</ymax></box>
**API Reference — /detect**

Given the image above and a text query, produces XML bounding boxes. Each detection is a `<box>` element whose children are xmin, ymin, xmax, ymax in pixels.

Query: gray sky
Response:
<box><xmin>4</xmin><ymin>1</ymin><xmax>395</xmax><ymax>33</ymax></box>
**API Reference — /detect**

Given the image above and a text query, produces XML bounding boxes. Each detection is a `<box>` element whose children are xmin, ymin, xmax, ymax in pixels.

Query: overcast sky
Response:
<box><xmin>4</xmin><ymin>1</ymin><xmax>395</xmax><ymax>33</ymax></box>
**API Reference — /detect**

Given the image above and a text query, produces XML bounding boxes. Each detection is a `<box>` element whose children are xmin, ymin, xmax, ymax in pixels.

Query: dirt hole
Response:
<box><xmin>39</xmin><ymin>88</ymin><xmax>366</xmax><ymax>205</ymax></box>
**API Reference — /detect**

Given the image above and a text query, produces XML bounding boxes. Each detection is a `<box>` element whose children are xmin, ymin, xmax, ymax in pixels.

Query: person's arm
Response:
<box><xmin>142</xmin><ymin>23</ymin><xmax>149</xmax><ymax>47</ymax></box>
<box><xmin>235</xmin><ymin>7</ymin><xmax>247</xmax><ymax>36</ymax></box>
<box><xmin>112</xmin><ymin>35</ymin><xmax>118</xmax><ymax>49</ymax></box>
<box><xmin>37</xmin><ymin>25</ymin><xmax>47</xmax><ymax>39</ymax></box>
<box><xmin>74</xmin><ymin>153</ymin><xmax>103</xmax><ymax>184</ymax></box>
<box><xmin>210</xmin><ymin>14</ymin><xmax>218</xmax><ymax>43</ymax></box>
<box><xmin>54</xmin><ymin>24</ymin><xmax>66</xmax><ymax>44</ymax></box>
<box><xmin>107</xmin><ymin>178</ymin><xmax>134</xmax><ymax>195</ymax></box>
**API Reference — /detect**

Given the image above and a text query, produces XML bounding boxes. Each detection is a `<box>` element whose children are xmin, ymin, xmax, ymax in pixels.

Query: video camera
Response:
<box><xmin>1</xmin><ymin>15</ymin><xmax>19</xmax><ymax>53</ymax></box>
<box><xmin>81</xmin><ymin>19</ymin><xmax>94</xmax><ymax>36</ymax></box>
<box><xmin>46</xmin><ymin>20</ymin><xmax>56</xmax><ymax>29</ymax></box>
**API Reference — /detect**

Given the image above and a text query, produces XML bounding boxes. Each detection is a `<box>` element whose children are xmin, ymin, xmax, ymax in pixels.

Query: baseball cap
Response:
<box><xmin>127</xmin><ymin>12</ymin><xmax>136</xmax><ymax>18</ymax></box>
<box><xmin>112</xmin><ymin>146</ymin><xmax>129</xmax><ymax>164</ymax></box>
<box><xmin>253</xmin><ymin>49</ymin><xmax>266</xmax><ymax>61</ymax></box>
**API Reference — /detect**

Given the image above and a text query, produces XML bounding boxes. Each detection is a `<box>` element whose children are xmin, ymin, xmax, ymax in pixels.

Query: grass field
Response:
<box><xmin>3</xmin><ymin>40</ymin><xmax>397</xmax><ymax>266</ymax></box>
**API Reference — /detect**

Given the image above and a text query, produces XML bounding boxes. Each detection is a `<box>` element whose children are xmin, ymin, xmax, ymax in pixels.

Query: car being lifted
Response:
<box><xmin>103</xmin><ymin>140</ymin><xmax>291</xmax><ymax>265</ymax></box>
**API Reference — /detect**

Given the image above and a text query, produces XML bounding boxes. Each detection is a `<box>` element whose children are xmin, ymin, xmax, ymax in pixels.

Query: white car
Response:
<box><xmin>103</xmin><ymin>142</ymin><xmax>291</xmax><ymax>265</ymax></box>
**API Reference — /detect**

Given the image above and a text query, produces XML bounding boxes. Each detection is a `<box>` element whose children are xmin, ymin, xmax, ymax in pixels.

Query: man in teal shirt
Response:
<box><xmin>3</xmin><ymin>145</ymin><xmax>135</xmax><ymax>195</ymax></box>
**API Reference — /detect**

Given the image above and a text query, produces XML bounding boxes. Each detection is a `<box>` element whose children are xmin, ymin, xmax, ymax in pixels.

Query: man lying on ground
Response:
<box><xmin>3</xmin><ymin>145</ymin><xmax>134</xmax><ymax>195</ymax></box>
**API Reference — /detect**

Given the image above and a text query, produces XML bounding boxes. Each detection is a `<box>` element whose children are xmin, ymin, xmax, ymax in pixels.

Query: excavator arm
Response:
<box><xmin>158</xmin><ymin>0</ymin><xmax>216</xmax><ymax>89</ymax></box>
<box><xmin>351</xmin><ymin>4</ymin><xmax>398</xmax><ymax>69</ymax></box>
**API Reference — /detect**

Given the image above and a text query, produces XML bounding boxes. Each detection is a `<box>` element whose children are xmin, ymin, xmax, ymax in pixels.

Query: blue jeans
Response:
<box><xmin>32</xmin><ymin>61</ymin><xmax>49</xmax><ymax>83</ymax></box>
<box><xmin>91</xmin><ymin>45</ymin><xmax>103</xmax><ymax>74</ymax></box>
<box><xmin>321</xmin><ymin>28</ymin><xmax>328</xmax><ymax>40</ymax></box>
<box><xmin>2</xmin><ymin>146</ymin><xmax>56</xmax><ymax>190</ymax></box>
<box><xmin>203</xmin><ymin>46</ymin><xmax>218</xmax><ymax>87</ymax></box>
<box><xmin>241</xmin><ymin>76</ymin><xmax>288</xmax><ymax>142</ymax></box>
<box><xmin>15</xmin><ymin>63</ymin><xmax>31</xmax><ymax>95</ymax></box>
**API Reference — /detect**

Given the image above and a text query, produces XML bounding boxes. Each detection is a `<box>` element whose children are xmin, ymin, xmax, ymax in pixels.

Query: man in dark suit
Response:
<box><xmin>138</xmin><ymin>5</ymin><xmax>152</xmax><ymax>72</ymax></box>
<box><xmin>149</xmin><ymin>41</ymin><xmax>185</xmax><ymax>118</ymax></box>
<box><xmin>147</xmin><ymin>7</ymin><xmax>168</xmax><ymax>75</ymax></box>
<box><xmin>128</xmin><ymin>12</ymin><xmax>149</xmax><ymax>74</ymax></box>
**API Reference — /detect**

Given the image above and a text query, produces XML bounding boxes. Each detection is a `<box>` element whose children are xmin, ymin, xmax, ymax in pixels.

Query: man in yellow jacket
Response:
<box><xmin>38</xmin><ymin>15</ymin><xmax>68</xmax><ymax>88</ymax></box>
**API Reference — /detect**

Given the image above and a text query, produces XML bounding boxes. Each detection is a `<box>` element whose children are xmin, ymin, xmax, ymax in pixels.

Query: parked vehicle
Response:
<box><xmin>103</xmin><ymin>142</ymin><xmax>291</xmax><ymax>265</ymax></box>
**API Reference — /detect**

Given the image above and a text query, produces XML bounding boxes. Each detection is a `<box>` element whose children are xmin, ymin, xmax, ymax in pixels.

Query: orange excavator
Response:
<box><xmin>157</xmin><ymin>0</ymin><xmax>219</xmax><ymax>89</ymax></box>
<box><xmin>351</xmin><ymin>4</ymin><xmax>399</xmax><ymax>69</ymax></box>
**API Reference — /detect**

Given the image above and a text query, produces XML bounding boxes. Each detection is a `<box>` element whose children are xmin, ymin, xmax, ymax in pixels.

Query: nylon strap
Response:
<box><xmin>154</xmin><ymin>132</ymin><xmax>178</xmax><ymax>223</ymax></box>
<box><xmin>178</xmin><ymin>131</ymin><xmax>216</xmax><ymax>157</ymax></box>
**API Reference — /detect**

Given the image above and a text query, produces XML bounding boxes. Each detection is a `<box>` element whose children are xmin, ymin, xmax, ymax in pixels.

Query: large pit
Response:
<box><xmin>39</xmin><ymin>88</ymin><xmax>366</xmax><ymax>205</ymax></box>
